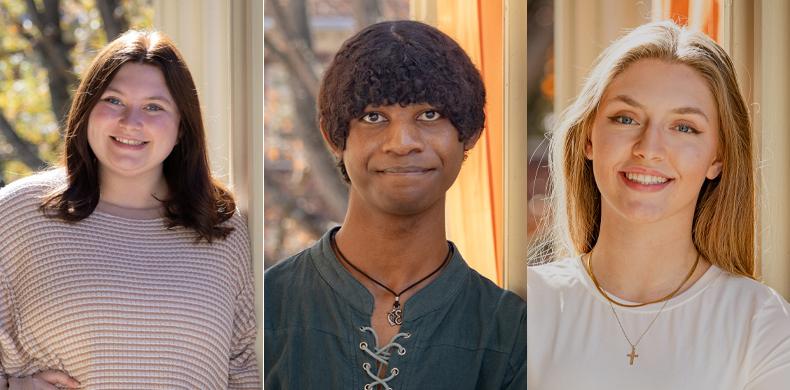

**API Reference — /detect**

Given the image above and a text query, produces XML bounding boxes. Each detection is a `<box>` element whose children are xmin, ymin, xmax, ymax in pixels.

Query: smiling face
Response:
<box><xmin>586</xmin><ymin>59</ymin><xmax>722</xmax><ymax>224</ymax></box>
<box><xmin>338</xmin><ymin>103</ymin><xmax>474</xmax><ymax>216</ymax></box>
<box><xmin>87</xmin><ymin>62</ymin><xmax>180</xmax><ymax>185</ymax></box>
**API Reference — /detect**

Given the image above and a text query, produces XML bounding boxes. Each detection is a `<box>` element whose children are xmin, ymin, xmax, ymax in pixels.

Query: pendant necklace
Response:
<box><xmin>585</xmin><ymin>250</ymin><xmax>699</xmax><ymax>365</ymax></box>
<box><xmin>331</xmin><ymin>231</ymin><xmax>453</xmax><ymax>326</ymax></box>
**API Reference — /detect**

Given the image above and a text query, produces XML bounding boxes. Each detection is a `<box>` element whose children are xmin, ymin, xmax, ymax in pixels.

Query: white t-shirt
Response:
<box><xmin>528</xmin><ymin>257</ymin><xmax>790</xmax><ymax>390</ymax></box>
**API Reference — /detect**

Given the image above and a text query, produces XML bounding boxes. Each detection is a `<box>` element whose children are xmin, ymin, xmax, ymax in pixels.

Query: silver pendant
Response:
<box><xmin>387</xmin><ymin>298</ymin><xmax>403</xmax><ymax>326</ymax></box>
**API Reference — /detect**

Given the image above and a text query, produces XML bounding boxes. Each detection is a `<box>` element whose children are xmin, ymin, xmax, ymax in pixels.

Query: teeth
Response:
<box><xmin>113</xmin><ymin>136</ymin><xmax>145</xmax><ymax>146</ymax></box>
<box><xmin>625</xmin><ymin>172</ymin><xmax>668</xmax><ymax>185</ymax></box>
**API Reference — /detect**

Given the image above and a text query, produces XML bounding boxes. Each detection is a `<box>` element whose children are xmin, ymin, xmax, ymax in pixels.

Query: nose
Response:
<box><xmin>381</xmin><ymin>119</ymin><xmax>424</xmax><ymax>155</ymax></box>
<box><xmin>632</xmin><ymin>122</ymin><xmax>665</xmax><ymax>161</ymax></box>
<box><xmin>118</xmin><ymin>107</ymin><xmax>144</xmax><ymax>131</ymax></box>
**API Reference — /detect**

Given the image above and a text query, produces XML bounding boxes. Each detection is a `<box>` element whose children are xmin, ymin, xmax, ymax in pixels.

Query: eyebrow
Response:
<box><xmin>104</xmin><ymin>87</ymin><xmax>174</xmax><ymax>104</ymax></box>
<box><xmin>608</xmin><ymin>94</ymin><xmax>709</xmax><ymax>123</ymax></box>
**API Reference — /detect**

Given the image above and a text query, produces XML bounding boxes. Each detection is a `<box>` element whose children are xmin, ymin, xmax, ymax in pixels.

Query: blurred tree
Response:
<box><xmin>264</xmin><ymin>0</ymin><xmax>355</xmax><ymax>223</ymax></box>
<box><xmin>0</xmin><ymin>0</ymin><xmax>153</xmax><ymax>186</ymax></box>
<box><xmin>264</xmin><ymin>0</ymin><xmax>407</xmax><ymax>263</ymax></box>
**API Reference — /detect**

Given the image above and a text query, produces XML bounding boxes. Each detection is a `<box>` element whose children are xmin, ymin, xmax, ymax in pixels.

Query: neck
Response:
<box><xmin>590</xmin><ymin>206</ymin><xmax>710</xmax><ymax>303</ymax></box>
<box><xmin>99</xmin><ymin>168</ymin><xmax>168</xmax><ymax>209</ymax></box>
<box><xmin>335</xmin><ymin>192</ymin><xmax>449</xmax><ymax>292</ymax></box>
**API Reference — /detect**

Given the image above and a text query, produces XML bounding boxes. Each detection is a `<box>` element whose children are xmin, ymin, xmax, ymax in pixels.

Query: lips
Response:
<box><xmin>379</xmin><ymin>166</ymin><xmax>433</xmax><ymax>174</ymax></box>
<box><xmin>110</xmin><ymin>135</ymin><xmax>148</xmax><ymax>146</ymax></box>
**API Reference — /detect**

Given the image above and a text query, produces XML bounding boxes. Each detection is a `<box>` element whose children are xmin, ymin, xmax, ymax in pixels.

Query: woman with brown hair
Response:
<box><xmin>0</xmin><ymin>30</ymin><xmax>259</xmax><ymax>389</ymax></box>
<box><xmin>528</xmin><ymin>21</ymin><xmax>790</xmax><ymax>388</ymax></box>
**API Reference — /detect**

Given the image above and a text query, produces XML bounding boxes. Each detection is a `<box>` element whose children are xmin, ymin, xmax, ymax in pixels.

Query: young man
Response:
<box><xmin>264</xmin><ymin>20</ymin><xmax>526</xmax><ymax>389</ymax></box>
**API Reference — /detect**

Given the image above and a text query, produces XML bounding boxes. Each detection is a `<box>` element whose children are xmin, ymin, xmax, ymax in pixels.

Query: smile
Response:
<box><xmin>624</xmin><ymin>172</ymin><xmax>669</xmax><ymax>185</ymax></box>
<box><xmin>379</xmin><ymin>167</ymin><xmax>433</xmax><ymax>174</ymax></box>
<box><xmin>111</xmin><ymin>136</ymin><xmax>147</xmax><ymax>146</ymax></box>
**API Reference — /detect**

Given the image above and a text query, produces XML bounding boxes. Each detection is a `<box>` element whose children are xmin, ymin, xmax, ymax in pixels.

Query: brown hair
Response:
<box><xmin>41</xmin><ymin>30</ymin><xmax>235</xmax><ymax>242</ymax></box>
<box><xmin>544</xmin><ymin>21</ymin><xmax>754</xmax><ymax>277</ymax></box>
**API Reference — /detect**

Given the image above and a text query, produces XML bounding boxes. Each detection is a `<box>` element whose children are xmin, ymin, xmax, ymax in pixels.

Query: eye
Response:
<box><xmin>609</xmin><ymin>115</ymin><xmax>638</xmax><ymax>125</ymax></box>
<box><xmin>675</xmin><ymin>123</ymin><xmax>699</xmax><ymax>134</ymax></box>
<box><xmin>144</xmin><ymin>104</ymin><xmax>164</xmax><ymax>112</ymax></box>
<box><xmin>417</xmin><ymin>110</ymin><xmax>442</xmax><ymax>121</ymax></box>
<box><xmin>360</xmin><ymin>112</ymin><xmax>386</xmax><ymax>124</ymax></box>
<box><xmin>102</xmin><ymin>97</ymin><xmax>123</xmax><ymax>106</ymax></box>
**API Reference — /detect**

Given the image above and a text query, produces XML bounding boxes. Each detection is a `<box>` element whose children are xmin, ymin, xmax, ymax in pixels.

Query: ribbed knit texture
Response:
<box><xmin>0</xmin><ymin>171</ymin><xmax>260</xmax><ymax>389</ymax></box>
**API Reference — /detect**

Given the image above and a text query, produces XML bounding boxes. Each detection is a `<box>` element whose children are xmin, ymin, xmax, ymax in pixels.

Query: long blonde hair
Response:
<box><xmin>543</xmin><ymin>20</ymin><xmax>754</xmax><ymax>278</ymax></box>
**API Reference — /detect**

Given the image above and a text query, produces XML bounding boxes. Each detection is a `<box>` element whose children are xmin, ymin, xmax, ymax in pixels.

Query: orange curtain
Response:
<box><xmin>661</xmin><ymin>0</ymin><xmax>720</xmax><ymax>42</ymax></box>
<box><xmin>435</xmin><ymin>0</ymin><xmax>504</xmax><ymax>286</ymax></box>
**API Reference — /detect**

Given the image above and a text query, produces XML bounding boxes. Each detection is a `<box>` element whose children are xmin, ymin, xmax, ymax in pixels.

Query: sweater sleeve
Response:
<box><xmin>0</xmin><ymin>182</ymin><xmax>34</xmax><ymax>380</ymax></box>
<box><xmin>744</xmin><ymin>290</ymin><xmax>790</xmax><ymax>390</ymax></box>
<box><xmin>226</xmin><ymin>219</ymin><xmax>261</xmax><ymax>389</ymax></box>
<box><xmin>0</xmin><ymin>271</ymin><xmax>11</xmax><ymax>381</ymax></box>
<box><xmin>227</xmin><ymin>276</ymin><xmax>261</xmax><ymax>388</ymax></box>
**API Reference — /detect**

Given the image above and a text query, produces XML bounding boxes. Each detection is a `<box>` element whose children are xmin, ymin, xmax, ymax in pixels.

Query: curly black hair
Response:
<box><xmin>318</xmin><ymin>20</ymin><xmax>486</xmax><ymax>182</ymax></box>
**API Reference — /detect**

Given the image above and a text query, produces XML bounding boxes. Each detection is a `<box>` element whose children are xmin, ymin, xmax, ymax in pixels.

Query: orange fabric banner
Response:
<box><xmin>662</xmin><ymin>0</ymin><xmax>719</xmax><ymax>42</ymax></box>
<box><xmin>435</xmin><ymin>0</ymin><xmax>504</xmax><ymax>286</ymax></box>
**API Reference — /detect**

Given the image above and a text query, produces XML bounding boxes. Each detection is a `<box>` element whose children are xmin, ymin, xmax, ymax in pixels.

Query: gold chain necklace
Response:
<box><xmin>586</xmin><ymin>250</ymin><xmax>699</xmax><ymax>308</ymax></box>
<box><xmin>584</xmin><ymin>250</ymin><xmax>700</xmax><ymax>365</ymax></box>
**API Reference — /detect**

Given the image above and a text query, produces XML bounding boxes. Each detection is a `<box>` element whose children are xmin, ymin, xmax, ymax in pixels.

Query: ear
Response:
<box><xmin>320</xmin><ymin>124</ymin><xmax>342</xmax><ymax>159</ymax></box>
<box><xmin>584</xmin><ymin>137</ymin><xmax>593</xmax><ymax>160</ymax></box>
<box><xmin>463</xmin><ymin>130</ymin><xmax>483</xmax><ymax>151</ymax></box>
<box><xmin>706</xmin><ymin>158</ymin><xmax>723</xmax><ymax>180</ymax></box>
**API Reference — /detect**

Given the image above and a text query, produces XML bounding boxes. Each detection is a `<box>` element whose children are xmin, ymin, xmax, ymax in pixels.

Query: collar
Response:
<box><xmin>310</xmin><ymin>226</ymin><xmax>470</xmax><ymax>321</ymax></box>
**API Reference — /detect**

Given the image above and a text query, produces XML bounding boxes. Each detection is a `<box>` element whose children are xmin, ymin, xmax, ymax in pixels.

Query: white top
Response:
<box><xmin>528</xmin><ymin>257</ymin><xmax>790</xmax><ymax>390</ymax></box>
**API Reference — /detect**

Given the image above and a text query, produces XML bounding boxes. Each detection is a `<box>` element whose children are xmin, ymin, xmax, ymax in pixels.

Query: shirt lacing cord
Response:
<box><xmin>358</xmin><ymin>326</ymin><xmax>411</xmax><ymax>390</ymax></box>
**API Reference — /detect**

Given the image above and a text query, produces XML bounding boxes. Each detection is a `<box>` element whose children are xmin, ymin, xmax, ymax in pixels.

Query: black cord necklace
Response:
<box><xmin>330</xmin><ymin>231</ymin><xmax>453</xmax><ymax>326</ymax></box>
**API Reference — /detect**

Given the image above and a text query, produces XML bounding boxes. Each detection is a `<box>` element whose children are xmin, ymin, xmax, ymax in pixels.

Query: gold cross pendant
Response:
<box><xmin>627</xmin><ymin>346</ymin><xmax>639</xmax><ymax>365</ymax></box>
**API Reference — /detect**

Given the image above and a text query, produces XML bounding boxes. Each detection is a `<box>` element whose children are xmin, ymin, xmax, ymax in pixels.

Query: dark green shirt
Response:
<box><xmin>264</xmin><ymin>228</ymin><xmax>526</xmax><ymax>389</ymax></box>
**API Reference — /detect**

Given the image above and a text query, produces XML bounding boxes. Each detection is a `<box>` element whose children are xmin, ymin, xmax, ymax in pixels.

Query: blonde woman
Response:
<box><xmin>528</xmin><ymin>21</ymin><xmax>790</xmax><ymax>388</ymax></box>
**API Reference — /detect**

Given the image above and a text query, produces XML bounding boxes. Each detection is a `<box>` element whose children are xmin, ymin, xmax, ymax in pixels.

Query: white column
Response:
<box><xmin>153</xmin><ymin>0</ymin><xmax>264</xmax><ymax>364</ymax></box>
<box><xmin>757</xmin><ymin>0</ymin><xmax>790</xmax><ymax>297</ymax></box>
<box><xmin>554</xmin><ymin>0</ymin><xmax>650</xmax><ymax>111</ymax></box>
<box><xmin>504</xmin><ymin>0</ymin><xmax>527</xmax><ymax>299</ymax></box>
<box><xmin>230</xmin><ymin>0</ymin><xmax>264</xmax><ymax>374</ymax></box>
<box><xmin>153</xmin><ymin>0</ymin><xmax>232</xmax><ymax>184</ymax></box>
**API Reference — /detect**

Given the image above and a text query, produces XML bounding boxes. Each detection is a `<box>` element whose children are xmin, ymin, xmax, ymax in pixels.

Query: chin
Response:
<box><xmin>378</xmin><ymin>195</ymin><xmax>440</xmax><ymax>217</ymax></box>
<box><xmin>617</xmin><ymin>205</ymin><xmax>671</xmax><ymax>224</ymax></box>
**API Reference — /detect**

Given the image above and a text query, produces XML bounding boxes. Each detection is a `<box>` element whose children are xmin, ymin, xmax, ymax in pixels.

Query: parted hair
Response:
<box><xmin>544</xmin><ymin>20</ymin><xmax>754</xmax><ymax>278</ymax></box>
<box><xmin>318</xmin><ymin>20</ymin><xmax>486</xmax><ymax>181</ymax></box>
<box><xmin>41</xmin><ymin>30</ymin><xmax>235</xmax><ymax>242</ymax></box>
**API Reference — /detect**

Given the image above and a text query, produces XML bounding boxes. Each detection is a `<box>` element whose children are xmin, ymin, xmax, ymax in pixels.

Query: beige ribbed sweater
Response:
<box><xmin>0</xmin><ymin>171</ymin><xmax>260</xmax><ymax>389</ymax></box>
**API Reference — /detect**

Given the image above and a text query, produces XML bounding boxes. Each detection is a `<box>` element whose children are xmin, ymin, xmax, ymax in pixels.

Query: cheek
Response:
<box><xmin>445</xmin><ymin>142</ymin><xmax>466</xmax><ymax>168</ymax></box>
<box><xmin>340</xmin><ymin>136</ymin><xmax>371</xmax><ymax>178</ymax></box>
<box><xmin>677</xmin><ymin>145</ymin><xmax>716</xmax><ymax>179</ymax></box>
<box><xmin>86</xmin><ymin>108</ymin><xmax>113</xmax><ymax>148</ymax></box>
<box><xmin>589</xmin><ymin>130</ymin><xmax>622</xmax><ymax>168</ymax></box>
<box><xmin>148</xmin><ymin>115</ymin><xmax>180</xmax><ymax>144</ymax></box>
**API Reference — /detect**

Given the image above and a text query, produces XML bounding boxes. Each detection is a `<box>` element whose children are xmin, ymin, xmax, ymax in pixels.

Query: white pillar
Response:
<box><xmin>757</xmin><ymin>0</ymin><xmax>790</xmax><ymax>297</ymax></box>
<box><xmin>554</xmin><ymin>0</ymin><xmax>650</xmax><ymax>111</ymax></box>
<box><xmin>153</xmin><ymin>0</ymin><xmax>232</xmax><ymax>184</ymax></box>
<box><xmin>153</xmin><ymin>0</ymin><xmax>264</xmax><ymax>365</ymax></box>
<box><xmin>230</xmin><ymin>0</ymin><xmax>264</xmax><ymax>374</ymax></box>
<box><xmin>504</xmin><ymin>0</ymin><xmax>528</xmax><ymax>299</ymax></box>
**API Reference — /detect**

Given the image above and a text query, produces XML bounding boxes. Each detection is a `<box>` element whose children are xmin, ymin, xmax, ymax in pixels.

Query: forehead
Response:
<box><xmin>106</xmin><ymin>63</ymin><xmax>174</xmax><ymax>99</ymax></box>
<box><xmin>600</xmin><ymin>59</ymin><xmax>717</xmax><ymax>119</ymax></box>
